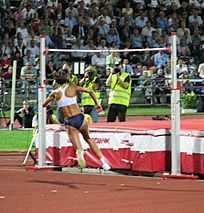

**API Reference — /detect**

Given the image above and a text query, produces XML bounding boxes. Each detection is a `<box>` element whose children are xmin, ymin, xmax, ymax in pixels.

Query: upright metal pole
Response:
<box><xmin>9</xmin><ymin>60</ymin><xmax>17</xmax><ymax>130</ymax></box>
<box><xmin>38</xmin><ymin>35</ymin><xmax>47</xmax><ymax>167</ymax></box>
<box><xmin>171</xmin><ymin>32</ymin><xmax>181</xmax><ymax>175</ymax></box>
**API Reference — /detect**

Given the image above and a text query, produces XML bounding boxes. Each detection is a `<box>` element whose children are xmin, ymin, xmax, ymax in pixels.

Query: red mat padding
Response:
<box><xmin>90</xmin><ymin>119</ymin><xmax>204</xmax><ymax>131</ymax></box>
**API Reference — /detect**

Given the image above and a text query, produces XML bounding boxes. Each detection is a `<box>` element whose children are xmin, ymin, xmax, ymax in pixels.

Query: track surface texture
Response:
<box><xmin>0</xmin><ymin>152</ymin><xmax>204</xmax><ymax>213</ymax></box>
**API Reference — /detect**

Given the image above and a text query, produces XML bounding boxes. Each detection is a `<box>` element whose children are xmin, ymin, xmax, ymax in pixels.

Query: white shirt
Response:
<box><xmin>91</xmin><ymin>54</ymin><xmax>106</xmax><ymax>67</ymax></box>
<box><xmin>135</xmin><ymin>16</ymin><xmax>148</xmax><ymax>28</ymax></box>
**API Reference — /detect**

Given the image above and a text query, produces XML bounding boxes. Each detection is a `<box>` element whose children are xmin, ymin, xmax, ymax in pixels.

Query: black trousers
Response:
<box><xmin>7</xmin><ymin>113</ymin><xmax>33</xmax><ymax>128</ymax></box>
<box><xmin>107</xmin><ymin>104</ymin><xmax>127</xmax><ymax>122</ymax></box>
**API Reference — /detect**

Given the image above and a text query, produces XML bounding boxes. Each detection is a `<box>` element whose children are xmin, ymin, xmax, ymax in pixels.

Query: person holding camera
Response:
<box><xmin>7</xmin><ymin>100</ymin><xmax>35</xmax><ymax>128</ymax></box>
<box><xmin>105</xmin><ymin>62</ymin><xmax>132</xmax><ymax>122</ymax></box>
<box><xmin>79</xmin><ymin>66</ymin><xmax>101</xmax><ymax>123</ymax></box>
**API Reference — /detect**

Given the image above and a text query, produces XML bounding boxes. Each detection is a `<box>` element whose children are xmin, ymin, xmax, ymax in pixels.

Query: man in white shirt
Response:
<box><xmin>122</xmin><ymin>58</ymin><xmax>134</xmax><ymax>75</ymax></box>
<box><xmin>134</xmin><ymin>10</ymin><xmax>148</xmax><ymax>29</ymax></box>
<box><xmin>176</xmin><ymin>58</ymin><xmax>188</xmax><ymax>78</ymax></box>
<box><xmin>141</xmin><ymin>21</ymin><xmax>156</xmax><ymax>38</ymax></box>
<box><xmin>91</xmin><ymin>49</ymin><xmax>106</xmax><ymax>77</ymax></box>
<box><xmin>26</xmin><ymin>39</ymin><xmax>39</xmax><ymax>58</ymax></box>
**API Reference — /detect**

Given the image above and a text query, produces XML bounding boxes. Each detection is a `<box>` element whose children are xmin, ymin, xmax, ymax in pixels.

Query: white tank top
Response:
<box><xmin>57</xmin><ymin>85</ymin><xmax>77</xmax><ymax>107</ymax></box>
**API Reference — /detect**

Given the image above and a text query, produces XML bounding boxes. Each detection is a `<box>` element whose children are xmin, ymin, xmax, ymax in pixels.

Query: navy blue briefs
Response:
<box><xmin>64</xmin><ymin>114</ymin><xmax>85</xmax><ymax>130</ymax></box>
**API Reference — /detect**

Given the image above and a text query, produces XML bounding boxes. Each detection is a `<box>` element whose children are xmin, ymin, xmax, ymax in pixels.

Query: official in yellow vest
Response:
<box><xmin>105</xmin><ymin>63</ymin><xmax>132</xmax><ymax>122</ymax></box>
<box><xmin>80</xmin><ymin>66</ymin><xmax>101</xmax><ymax>123</ymax></box>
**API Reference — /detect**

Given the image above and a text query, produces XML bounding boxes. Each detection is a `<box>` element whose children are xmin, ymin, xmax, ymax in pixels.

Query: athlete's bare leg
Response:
<box><xmin>80</xmin><ymin>120</ymin><xmax>111</xmax><ymax>171</ymax></box>
<box><xmin>67</xmin><ymin>126</ymin><xmax>82</xmax><ymax>150</ymax></box>
<box><xmin>80</xmin><ymin>120</ymin><xmax>102</xmax><ymax>159</ymax></box>
<box><xmin>67</xmin><ymin>125</ymin><xmax>86</xmax><ymax>168</ymax></box>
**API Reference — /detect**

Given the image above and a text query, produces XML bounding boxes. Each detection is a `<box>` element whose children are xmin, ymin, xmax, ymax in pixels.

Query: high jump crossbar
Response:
<box><xmin>38</xmin><ymin>33</ymin><xmax>181</xmax><ymax>177</ymax></box>
<box><xmin>47</xmin><ymin>47</ymin><xmax>170</xmax><ymax>54</ymax></box>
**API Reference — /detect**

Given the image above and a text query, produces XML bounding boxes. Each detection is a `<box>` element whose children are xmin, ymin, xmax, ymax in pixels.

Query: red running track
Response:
<box><xmin>1</xmin><ymin>153</ymin><xmax>204</xmax><ymax>213</ymax></box>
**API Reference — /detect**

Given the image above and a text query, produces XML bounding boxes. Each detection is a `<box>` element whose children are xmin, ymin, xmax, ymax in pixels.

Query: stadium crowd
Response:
<box><xmin>0</xmin><ymin>0</ymin><xmax>204</xmax><ymax>104</ymax></box>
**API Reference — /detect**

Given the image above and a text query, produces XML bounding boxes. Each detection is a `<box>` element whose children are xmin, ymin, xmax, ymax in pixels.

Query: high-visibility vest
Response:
<box><xmin>108</xmin><ymin>72</ymin><xmax>132</xmax><ymax>106</ymax></box>
<box><xmin>81</xmin><ymin>76</ymin><xmax>100</xmax><ymax>106</ymax></box>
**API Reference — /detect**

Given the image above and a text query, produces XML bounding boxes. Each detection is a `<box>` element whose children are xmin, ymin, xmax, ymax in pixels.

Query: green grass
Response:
<box><xmin>126</xmin><ymin>107</ymin><xmax>170</xmax><ymax>115</ymax></box>
<box><xmin>0</xmin><ymin>130</ymin><xmax>33</xmax><ymax>151</ymax></box>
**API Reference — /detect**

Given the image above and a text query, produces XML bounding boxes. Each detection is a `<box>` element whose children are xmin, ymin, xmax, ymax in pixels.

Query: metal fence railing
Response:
<box><xmin>1</xmin><ymin>77</ymin><xmax>204</xmax><ymax>111</ymax></box>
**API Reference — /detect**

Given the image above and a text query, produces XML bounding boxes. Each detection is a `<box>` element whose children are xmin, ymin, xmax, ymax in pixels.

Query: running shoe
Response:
<box><xmin>76</xmin><ymin>149</ymin><xmax>86</xmax><ymax>168</ymax></box>
<box><xmin>100</xmin><ymin>157</ymin><xmax>111</xmax><ymax>171</ymax></box>
<box><xmin>102</xmin><ymin>162</ymin><xmax>111</xmax><ymax>171</ymax></box>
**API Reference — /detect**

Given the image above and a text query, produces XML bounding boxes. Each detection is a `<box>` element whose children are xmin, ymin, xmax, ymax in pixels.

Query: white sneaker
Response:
<box><xmin>100</xmin><ymin>156</ymin><xmax>111</xmax><ymax>171</ymax></box>
<box><xmin>76</xmin><ymin>149</ymin><xmax>86</xmax><ymax>168</ymax></box>
<box><xmin>102</xmin><ymin>162</ymin><xmax>111</xmax><ymax>171</ymax></box>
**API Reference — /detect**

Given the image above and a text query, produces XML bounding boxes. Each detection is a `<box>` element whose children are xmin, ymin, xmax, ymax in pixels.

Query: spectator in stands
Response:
<box><xmin>23</xmin><ymin>49</ymin><xmax>36</xmax><ymax>66</ymax></box>
<box><xmin>2</xmin><ymin>66</ymin><xmax>12</xmax><ymax>88</ymax></box>
<box><xmin>27</xmin><ymin>29</ymin><xmax>40</xmax><ymax>47</ymax></box>
<box><xmin>156</xmin><ymin>11</ymin><xmax>169</xmax><ymax>30</ymax></box>
<box><xmin>177</xmin><ymin>21</ymin><xmax>191</xmax><ymax>39</ymax></box>
<box><xmin>176</xmin><ymin>58</ymin><xmax>188</xmax><ymax>78</ymax></box>
<box><xmin>97</xmin><ymin>38</ymin><xmax>109</xmax><ymax>58</ymax></box>
<box><xmin>189</xmin><ymin>39</ymin><xmax>202</xmax><ymax>65</ymax></box>
<box><xmin>71</xmin><ymin>37</ymin><xmax>87</xmax><ymax>61</ymax></box>
<box><xmin>1</xmin><ymin>35</ymin><xmax>13</xmax><ymax>59</ymax></box>
<box><xmin>152</xmin><ymin>68</ymin><xmax>170</xmax><ymax>104</ymax></box>
<box><xmin>134</xmin><ymin>9</ymin><xmax>148</xmax><ymax>29</ymax></box>
<box><xmin>22</xmin><ymin>3</ymin><xmax>35</xmax><ymax>23</ymax></box>
<box><xmin>147</xmin><ymin>31</ymin><xmax>159</xmax><ymax>47</ymax></box>
<box><xmin>13</xmin><ymin>8</ymin><xmax>23</xmax><ymax>22</ymax></box>
<box><xmin>131</xmin><ymin>28</ymin><xmax>143</xmax><ymax>49</ymax></box>
<box><xmin>15</xmin><ymin>20</ymin><xmax>29</xmax><ymax>46</ymax></box>
<box><xmin>64</xmin><ymin>11</ymin><xmax>77</xmax><ymax>29</ymax></box>
<box><xmin>26</xmin><ymin>39</ymin><xmax>40</xmax><ymax>59</ymax></box>
<box><xmin>39</xmin><ymin>19</ymin><xmax>53</xmax><ymax>37</ymax></box>
<box><xmin>106</xmin><ymin>48</ymin><xmax>121</xmax><ymax>75</ymax></box>
<box><xmin>14</xmin><ymin>37</ymin><xmax>26</xmax><ymax>58</ymax></box>
<box><xmin>3</xmin><ymin>20</ymin><xmax>16</xmax><ymax>39</ymax></box>
<box><xmin>62</xmin><ymin>27</ymin><xmax>76</xmax><ymax>49</ymax></box>
<box><xmin>91</xmin><ymin>48</ymin><xmax>106</xmax><ymax>77</ymax></box>
<box><xmin>121</xmin><ymin>2</ymin><xmax>133</xmax><ymax>17</ymax></box>
<box><xmin>31</xmin><ymin>11</ymin><xmax>41</xmax><ymax>33</ymax></box>
<box><xmin>0</xmin><ymin>54</ymin><xmax>11</xmax><ymax>73</ymax></box>
<box><xmin>72</xmin><ymin>18</ymin><xmax>88</xmax><ymax>40</ymax></box>
<box><xmin>65</xmin><ymin>1</ymin><xmax>79</xmax><ymax>18</ymax></box>
<box><xmin>188</xmin><ymin>8</ymin><xmax>203</xmax><ymax>29</ymax></box>
<box><xmin>191</xmin><ymin>70</ymin><xmax>204</xmax><ymax>94</ymax></box>
<box><xmin>40</xmin><ymin>29</ymin><xmax>55</xmax><ymax>48</ymax></box>
<box><xmin>153</xmin><ymin>50</ymin><xmax>169</xmax><ymax>69</ymax></box>
<box><xmin>46</xmin><ymin>60</ymin><xmax>57</xmax><ymax>84</ymax></box>
<box><xmin>141</xmin><ymin>21</ymin><xmax>156</xmax><ymax>39</ymax></box>
<box><xmin>106</xmin><ymin>27</ymin><xmax>121</xmax><ymax>48</ymax></box>
<box><xmin>98</xmin><ymin>6</ymin><xmax>112</xmax><ymax>24</ymax></box>
<box><xmin>97</xmin><ymin>17</ymin><xmax>110</xmax><ymax>37</ymax></box>
<box><xmin>122</xmin><ymin>58</ymin><xmax>134</xmax><ymax>75</ymax></box>
<box><xmin>139</xmin><ymin>70</ymin><xmax>153</xmax><ymax>104</ymax></box>
<box><xmin>119</xmin><ymin>11</ymin><xmax>134</xmax><ymax>29</ymax></box>
<box><xmin>6</xmin><ymin>100</ymin><xmax>35</xmax><ymax>128</ymax></box>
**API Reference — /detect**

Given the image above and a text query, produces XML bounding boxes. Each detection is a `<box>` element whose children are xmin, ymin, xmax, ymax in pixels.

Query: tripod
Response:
<box><xmin>0</xmin><ymin>77</ymin><xmax>8</xmax><ymax>129</ymax></box>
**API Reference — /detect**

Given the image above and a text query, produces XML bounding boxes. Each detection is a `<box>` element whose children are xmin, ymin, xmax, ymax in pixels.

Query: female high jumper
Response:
<box><xmin>42</xmin><ymin>71</ymin><xmax>110</xmax><ymax>170</ymax></box>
